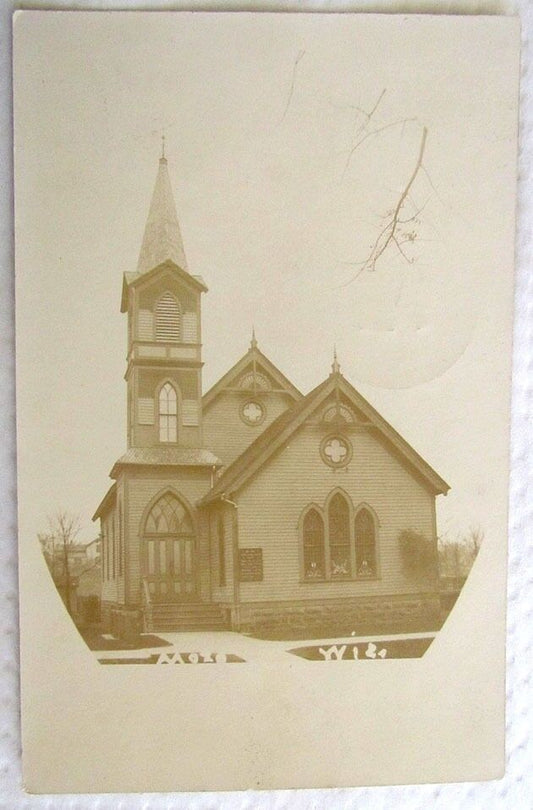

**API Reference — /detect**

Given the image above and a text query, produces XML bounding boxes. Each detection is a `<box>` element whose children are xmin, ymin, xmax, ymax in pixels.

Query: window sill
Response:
<box><xmin>300</xmin><ymin>575</ymin><xmax>381</xmax><ymax>584</ymax></box>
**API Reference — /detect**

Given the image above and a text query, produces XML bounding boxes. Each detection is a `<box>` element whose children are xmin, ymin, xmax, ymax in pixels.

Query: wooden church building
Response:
<box><xmin>93</xmin><ymin>153</ymin><xmax>450</xmax><ymax>639</ymax></box>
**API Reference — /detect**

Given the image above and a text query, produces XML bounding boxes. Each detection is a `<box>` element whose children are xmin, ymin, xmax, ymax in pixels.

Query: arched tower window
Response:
<box><xmin>303</xmin><ymin>508</ymin><xmax>325</xmax><ymax>579</ymax></box>
<box><xmin>159</xmin><ymin>383</ymin><xmax>177</xmax><ymax>443</ymax></box>
<box><xmin>155</xmin><ymin>292</ymin><xmax>181</xmax><ymax>342</ymax></box>
<box><xmin>328</xmin><ymin>493</ymin><xmax>351</xmax><ymax>578</ymax></box>
<box><xmin>354</xmin><ymin>508</ymin><xmax>376</xmax><ymax>576</ymax></box>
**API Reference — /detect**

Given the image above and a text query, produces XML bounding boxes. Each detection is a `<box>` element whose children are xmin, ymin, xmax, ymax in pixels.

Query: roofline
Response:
<box><xmin>109</xmin><ymin>458</ymin><xmax>223</xmax><ymax>478</ymax></box>
<box><xmin>92</xmin><ymin>482</ymin><xmax>117</xmax><ymax>521</ymax></box>
<box><xmin>201</xmin><ymin>377</ymin><xmax>331</xmax><ymax>504</ymax></box>
<box><xmin>338</xmin><ymin>374</ymin><xmax>450</xmax><ymax>495</ymax></box>
<box><xmin>201</xmin><ymin>373</ymin><xmax>450</xmax><ymax>505</ymax></box>
<box><xmin>85</xmin><ymin>537</ymin><xmax>101</xmax><ymax>547</ymax></box>
<box><xmin>202</xmin><ymin>346</ymin><xmax>302</xmax><ymax>410</ymax></box>
<box><xmin>120</xmin><ymin>260</ymin><xmax>208</xmax><ymax>312</ymax></box>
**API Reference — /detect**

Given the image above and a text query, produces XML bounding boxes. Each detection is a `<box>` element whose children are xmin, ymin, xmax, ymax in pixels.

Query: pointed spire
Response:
<box><xmin>331</xmin><ymin>345</ymin><xmax>341</xmax><ymax>376</ymax></box>
<box><xmin>250</xmin><ymin>326</ymin><xmax>258</xmax><ymax>351</ymax></box>
<box><xmin>137</xmin><ymin>152</ymin><xmax>188</xmax><ymax>275</ymax></box>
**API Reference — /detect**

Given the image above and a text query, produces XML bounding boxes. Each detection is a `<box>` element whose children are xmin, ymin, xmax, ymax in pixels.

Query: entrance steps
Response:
<box><xmin>148</xmin><ymin>602</ymin><xmax>230</xmax><ymax>633</ymax></box>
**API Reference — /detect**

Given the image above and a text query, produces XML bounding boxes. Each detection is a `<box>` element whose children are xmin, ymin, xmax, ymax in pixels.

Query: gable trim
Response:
<box><xmin>203</xmin><ymin>347</ymin><xmax>302</xmax><ymax>411</ymax></box>
<box><xmin>121</xmin><ymin>261</ymin><xmax>208</xmax><ymax>312</ymax></box>
<box><xmin>201</xmin><ymin>374</ymin><xmax>450</xmax><ymax>505</ymax></box>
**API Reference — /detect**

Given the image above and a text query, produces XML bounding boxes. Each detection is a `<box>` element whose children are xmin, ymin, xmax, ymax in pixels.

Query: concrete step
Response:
<box><xmin>148</xmin><ymin>602</ymin><xmax>230</xmax><ymax>632</ymax></box>
<box><xmin>152</xmin><ymin>603</ymin><xmax>226</xmax><ymax>615</ymax></box>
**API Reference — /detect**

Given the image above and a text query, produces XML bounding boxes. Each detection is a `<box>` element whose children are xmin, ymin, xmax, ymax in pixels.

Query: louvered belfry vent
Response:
<box><xmin>155</xmin><ymin>293</ymin><xmax>181</xmax><ymax>342</ymax></box>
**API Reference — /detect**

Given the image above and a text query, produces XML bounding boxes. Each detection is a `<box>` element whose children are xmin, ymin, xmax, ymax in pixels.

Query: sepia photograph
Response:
<box><xmin>13</xmin><ymin>10</ymin><xmax>519</xmax><ymax>793</ymax></box>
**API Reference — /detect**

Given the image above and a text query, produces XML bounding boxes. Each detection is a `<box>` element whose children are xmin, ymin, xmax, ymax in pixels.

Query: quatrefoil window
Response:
<box><xmin>241</xmin><ymin>400</ymin><xmax>265</xmax><ymax>426</ymax></box>
<box><xmin>320</xmin><ymin>435</ymin><xmax>352</xmax><ymax>468</ymax></box>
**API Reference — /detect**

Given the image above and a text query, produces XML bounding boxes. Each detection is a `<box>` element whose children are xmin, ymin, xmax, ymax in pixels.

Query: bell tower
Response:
<box><xmin>120</xmin><ymin>149</ymin><xmax>208</xmax><ymax>450</ymax></box>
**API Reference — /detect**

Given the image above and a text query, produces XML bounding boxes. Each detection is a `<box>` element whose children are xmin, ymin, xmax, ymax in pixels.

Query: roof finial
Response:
<box><xmin>160</xmin><ymin>134</ymin><xmax>166</xmax><ymax>163</ymax></box>
<box><xmin>331</xmin><ymin>345</ymin><xmax>341</xmax><ymax>375</ymax></box>
<box><xmin>250</xmin><ymin>326</ymin><xmax>258</xmax><ymax>350</ymax></box>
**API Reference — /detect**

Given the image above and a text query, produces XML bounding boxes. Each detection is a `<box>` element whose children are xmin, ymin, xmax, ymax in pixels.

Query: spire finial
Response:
<box><xmin>250</xmin><ymin>326</ymin><xmax>258</xmax><ymax>350</ymax></box>
<box><xmin>331</xmin><ymin>345</ymin><xmax>341</xmax><ymax>375</ymax></box>
<box><xmin>137</xmin><ymin>148</ymin><xmax>188</xmax><ymax>273</ymax></box>
<box><xmin>160</xmin><ymin>134</ymin><xmax>166</xmax><ymax>163</ymax></box>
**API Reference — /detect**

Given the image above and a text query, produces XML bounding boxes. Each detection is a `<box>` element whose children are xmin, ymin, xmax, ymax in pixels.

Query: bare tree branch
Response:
<box><xmin>279</xmin><ymin>49</ymin><xmax>306</xmax><ymax>123</ymax></box>
<box><xmin>420</xmin><ymin>162</ymin><xmax>443</xmax><ymax>203</ymax></box>
<box><xmin>339</xmin><ymin>126</ymin><xmax>428</xmax><ymax>286</ymax></box>
<box><xmin>47</xmin><ymin>510</ymin><xmax>81</xmax><ymax>615</ymax></box>
<box><xmin>352</xmin><ymin>88</ymin><xmax>387</xmax><ymax>129</ymax></box>
<box><xmin>342</xmin><ymin>117</ymin><xmax>417</xmax><ymax>178</ymax></box>
<box><xmin>392</xmin><ymin>235</ymin><xmax>413</xmax><ymax>263</ymax></box>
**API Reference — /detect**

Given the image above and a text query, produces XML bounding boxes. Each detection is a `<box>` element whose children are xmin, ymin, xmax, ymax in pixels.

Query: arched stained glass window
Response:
<box><xmin>155</xmin><ymin>292</ymin><xmax>181</xmax><ymax>342</ymax></box>
<box><xmin>145</xmin><ymin>493</ymin><xmax>193</xmax><ymax>534</ymax></box>
<box><xmin>354</xmin><ymin>508</ymin><xmax>376</xmax><ymax>576</ymax></box>
<box><xmin>328</xmin><ymin>493</ymin><xmax>351</xmax><ymax>578</ymax></box>
<box><xmin>159</xmin><ymin>383</ymin><xmax>177</xmax><ymax>443</ymax></box>
<box><xmin>303</xmin><ymin>509</ymin><xmax>325</xmax><ymax>579</ymax></box>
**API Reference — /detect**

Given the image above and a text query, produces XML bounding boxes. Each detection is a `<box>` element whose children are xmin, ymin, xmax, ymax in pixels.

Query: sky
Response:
<box><xmin>13</xmin><ymin>11</ymin><xmax>518</xmax><ymax>545</ymax></box>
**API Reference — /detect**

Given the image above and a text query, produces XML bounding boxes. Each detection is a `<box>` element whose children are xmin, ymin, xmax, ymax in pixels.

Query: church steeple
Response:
<box><xmin>137</xmin><ymin>150</ymin><xmax>189</xmax><ymax>275</ymax></box>
<box><xmin>122</xmin><ymin>154</ymin><xmax>206</xmax><ymax>452</ymax></box>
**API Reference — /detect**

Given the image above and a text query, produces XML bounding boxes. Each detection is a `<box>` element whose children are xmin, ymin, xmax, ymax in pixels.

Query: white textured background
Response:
<box><xmin>1</xmin><ymin>1</ymin><xmax>531</xmax><ymax>808</ymax></box>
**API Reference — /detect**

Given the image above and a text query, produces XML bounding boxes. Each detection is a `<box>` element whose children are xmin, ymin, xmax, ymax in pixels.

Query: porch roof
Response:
<box><xmin>110</xmin><ymin>446</ymin><xmax>222</xmax><ymax>478</ymax></box>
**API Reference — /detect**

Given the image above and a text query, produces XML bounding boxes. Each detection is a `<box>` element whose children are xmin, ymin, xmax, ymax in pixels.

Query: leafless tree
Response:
<box><xmin>45</xmin><ymin>511</ymin><xmax>81</xmax><ymax>615</ymax></box>
<box><xmin>438</xmin><ymin>527</ymin><xmax>484</xmax><ymax>581</ymax></box>
<box><xmin>467</xmin><ymin>525</ymin><xmax>483</xmax><ymax>559</ymax></box>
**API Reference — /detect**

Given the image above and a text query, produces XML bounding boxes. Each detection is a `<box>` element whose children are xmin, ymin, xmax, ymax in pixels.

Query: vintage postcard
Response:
<box><xmin>14</xmin><ymin>11</ymin><xmax>519</xmax><ymax>793</ymax></box>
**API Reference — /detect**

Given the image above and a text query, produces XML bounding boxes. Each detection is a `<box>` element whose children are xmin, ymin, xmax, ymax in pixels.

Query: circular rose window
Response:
<box><xmin>241</xmin><ymin>400</ymin><xmax>265</xmax><ymax>426</ymax></box>
<box><xmin>320</xmin><ymin>435</ymin><xmax>352</xmax><ymax>468</ymax></box>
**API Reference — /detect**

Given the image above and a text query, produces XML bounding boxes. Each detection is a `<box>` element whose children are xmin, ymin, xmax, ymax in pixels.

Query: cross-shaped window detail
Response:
<box><xmin>241</xmin><ymin>401</ymin><xmax>264</xmax><ymax>425</ymax></box>
<box><xmin>324</xmin><ymin>437</ymin><xmax>349</xmax><ymax>464</ymax></box>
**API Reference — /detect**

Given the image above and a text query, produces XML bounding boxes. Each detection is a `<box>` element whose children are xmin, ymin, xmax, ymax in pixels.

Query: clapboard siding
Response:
<box><xmin>209</xmin><ymin>505</ymin><xmax>235</xmax><ymax>604</ymax></box>
<box><xmin>137</xmin><ymin>309</ymin><xmax>154</xmax><ymax>340</ymax></box>
<box><xmin>124</xmin><ymin>468</ymin><xmax>212</xmax><ymax>605</ymax></box>
<box><xmin>182</xmin><ymin>311</ymin><xmax>198</xmax><ymax>343</ymax></box>
<box><xmin>100</xmin><ymin>489</ymin><xmax>126</xmax><ymax>604</ymax></box>
<box><xmin>203</xmin><ymin>391</ymin><xmax>292</xmax><ymax>467</ymax></box>
<box><xmin>236</xmin><ymin>423</ymin><xmax>436</xmax><ymax>603</ymax></box>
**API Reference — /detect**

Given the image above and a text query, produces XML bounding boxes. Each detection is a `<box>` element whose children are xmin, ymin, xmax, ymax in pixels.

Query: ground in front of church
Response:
<box><xmin>89</xmin><ymin>629</ymin><xmax>437</xmax><ymax>664</ymax></box>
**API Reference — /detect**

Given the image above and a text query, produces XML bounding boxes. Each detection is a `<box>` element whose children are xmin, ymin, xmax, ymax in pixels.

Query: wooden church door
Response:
<box><xmin>143</xmin><ymin>493</ymin><xmax>197</xmax><ymax>602</ymax></box>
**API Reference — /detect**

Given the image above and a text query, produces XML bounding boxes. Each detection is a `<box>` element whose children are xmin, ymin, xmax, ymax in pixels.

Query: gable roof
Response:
<box><xmin>92</xmin><ymin>482</ymin><xmax>116</xmax><ymax>521</ymax></box>
<box><xmin>120</xmin><ymin>260</ymin><xmax>208</xmax><ymax>312</ymax></box>
<box><xmin>203</xmin><ymin>341</ymin><xmax>302</xmax><ymax>411</ymax></box>
<box><xmin>200</xmin><ymin>371</ymin><xmax>450</xmax><ymax>505</ymax></box>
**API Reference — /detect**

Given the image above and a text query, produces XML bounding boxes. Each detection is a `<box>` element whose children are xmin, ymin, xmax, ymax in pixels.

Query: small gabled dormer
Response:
<box><xmin>202</xmin><ymin>331</ymin><xmax>302</xmax><ymax>466</ymax></box>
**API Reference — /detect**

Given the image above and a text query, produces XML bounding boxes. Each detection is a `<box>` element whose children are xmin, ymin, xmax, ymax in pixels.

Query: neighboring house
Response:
<box><xmin>40</xmin><ymin>538</ymin><xmax>102</xmax><ymax>623</ymax></box>
<box><xmin>93</xmin><ymin>153</ymin><xmax>450</xmax><ymax>640</ymax></box>
<box><xmin>42</xmin><ymin>542</ymin><xmax>89</xmax><ymax>581</ymax></box>
<box><xmin>85</xmin><ymin>536</ymin><xmax>101</xmax><ymax>565</ymax></box>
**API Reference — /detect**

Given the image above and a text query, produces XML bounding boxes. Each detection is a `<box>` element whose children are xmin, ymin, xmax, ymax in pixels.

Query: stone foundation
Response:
<box><xmin>101</xmin><ymin>601</ymin><xmax>143</xmax><ymax>642</ymax></box>
<box><xmin>237</xmin><ymin>593</ymin><xmax>442</xmax><ymax>638</ymax></box>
